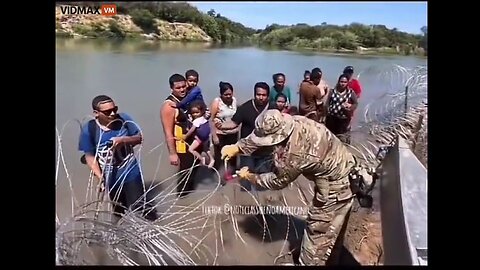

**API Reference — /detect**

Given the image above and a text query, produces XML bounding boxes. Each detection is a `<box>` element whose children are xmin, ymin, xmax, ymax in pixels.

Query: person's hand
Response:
<box><xmin>97</xmin><ymin>180</ymin><xmax>105</xmax><ymax>193</ymax></box>
<box><xmin>205</xmin><ymin>110</ymin><xmax>211</xmax><ymax>119</ymax></box>
<box><xmin>212</xmin><ymin>134</ymin><xmax>220</xmax><ymax>145</ymax></box>
<box><xmin>214</xmin><ymin>118</ymin><xmax>223</xmax><ymax>129</ymax></box>
<box><xmin>221</xmin><ymin>144</ymin><xmax>240</xmax><ymax>160</ymax></box>
<box><xmin>110</xmin><ymin>137</ymin><xmax>125</xmax><ymax>147</ymax></box>
<box><xmin>169</xmin><ymin>153</ymin><xmax>180</xmax><ymax>166</ymax></box>
<box><xmin>175</xmin><ymin>135</ymin><xmax>186</xmax><ymax>141</ymax></box>
<box><xmin>94</xmin><ymin>174</ymin><xmax>105</xmax><ymax>192</ymax></box>
<box><xmin>343</xmin><ymin>102</ymin><xmax>352</xmax><ymax>110</ymax></box>
<box><xmin>236</xmin><ymin>166</ymin><xmax>256</xmax><ymax>183</ymax></box>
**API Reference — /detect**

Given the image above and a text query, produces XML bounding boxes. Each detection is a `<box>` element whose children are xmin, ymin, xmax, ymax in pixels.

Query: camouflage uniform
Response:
<box><xmin>237</xmin><ymin>109</ymin><xmax>356</xmax><ymax>265</ymax></box>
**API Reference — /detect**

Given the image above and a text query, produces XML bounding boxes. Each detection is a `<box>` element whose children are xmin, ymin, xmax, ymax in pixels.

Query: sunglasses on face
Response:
<box><xmin>97</xmin><ymin>106</ymin><xmax>118</xmax><ymax>115</ymax></box>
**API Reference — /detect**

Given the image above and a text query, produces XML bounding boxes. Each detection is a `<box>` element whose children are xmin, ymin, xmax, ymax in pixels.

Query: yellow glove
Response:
<box><xmin>221</xmin><ymin>144</ymin><xmax>240</xmax><ymax>160</ymax></box>
<box><xmin>237</xmin><ymin>166</ymin><xmax>256</xmax><ymax>183</ymax></box>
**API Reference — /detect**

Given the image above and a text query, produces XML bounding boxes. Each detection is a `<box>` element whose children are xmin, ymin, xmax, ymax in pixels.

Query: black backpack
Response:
<box><xmin>80</xmin><ymin>115</ymin><xmax>131</xmax><ymax>165</ymax></box>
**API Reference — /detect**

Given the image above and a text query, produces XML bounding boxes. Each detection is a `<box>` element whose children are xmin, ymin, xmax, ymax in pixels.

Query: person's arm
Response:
<box><xmin>78</xmin><ymin>124</ymin><xmax>102</xmax><ymax>180</ymax></box>
<box><xmin>345</xmin><ymin>91</ymin><xmax>359</xmax><ymax>116</ymax></box>
<box><xmin>286</xmin><ymin>86</ymin><xmax>292</xmax><ymax>106</ymax></box>
<box><xmin>315</xmin><ymin>84</ymin><xmax>324</xmax><ymax>107</ymax></box>
<box><xmin>84</xmin><ymin>154</ymin><xmax>103</xmax><ymax>180</ymax></box>
<box><xmin>183</xmin><ymin>127</ymin><xmax>196</xmax><ymax>140</ymax></box>
<box><xmin>183</xmin><ymin>123</ymin><xmax>198</xmax><ymax>140</ymax></box>
<box><xmin>161</xmin><ymin>101</ymin><xmax>178</xmax><ymax>155</ymax></box>
<box><xmin>210</xmin><ymin>98</ymin><xmax>220</xmax><ymax>141</ymax></box>
<box><xmin>217</xmin><ymin>106</ymin><xmax>241</xmax><ymax>130</ymax></box>
<box><xmin>322</xmin><ymin>88</ymin><xmax>333</xmax><ymax>113</ymax></box>
<box><xmin>235</xmin><ymin>132</ymin><xmax>261</xmax><ymax>156</ymax></box>
<box><xmin>218</xmin><ymin>121</ymin><xmax>238</xmax><ymax>130</ymax></box>
<box><xmin>269</xmin><ymin>87</ymin><xmax>277</xmax><ymax>103</ymax></box>
<box><xmin>176</xmin><ymin>87</ymin><xmax>202</xmax><ymax>110</ymax></box>
<box><xmin>249</xmin><ymin>163</ymin><xmax>301</xmax><ymax>190</ymax></box>
<box><xmin>111</xmin><ymin>113</ymin><xmax>142</xmax><ymax>147</ymax></box>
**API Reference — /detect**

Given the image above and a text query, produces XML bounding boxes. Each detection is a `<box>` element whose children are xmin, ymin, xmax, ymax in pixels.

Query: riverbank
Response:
<box><xmin>55</xmin><ymin>36</ymin><xmax>426</xmax><ymax>59</ymax></box>
<box><xmin>257</xmin><ymin>44</ymin><xmax>426</xmax><ymax>58</ymax></box>
<box><xmin>56</xmin><ymin>6</ymin><xmax>212</xmax><ymax>42</ymax></box>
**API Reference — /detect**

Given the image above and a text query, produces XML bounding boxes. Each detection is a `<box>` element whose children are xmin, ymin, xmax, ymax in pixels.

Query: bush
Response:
<box><xmin>129</xmin><ymin>9</ymin><xmax>156</xmax><ymax>32</ymax></box>
<box><xmin>109</xmin><ymin>20</ymin><xmax>126</xmax><ymax>38</ymax></box>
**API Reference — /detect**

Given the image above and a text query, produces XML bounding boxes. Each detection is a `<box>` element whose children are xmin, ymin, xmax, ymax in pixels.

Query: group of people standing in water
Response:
<box><xmin>159</xmin><ymin>66</ymin><xmax>362</xmax><ymax>196</ymax></box>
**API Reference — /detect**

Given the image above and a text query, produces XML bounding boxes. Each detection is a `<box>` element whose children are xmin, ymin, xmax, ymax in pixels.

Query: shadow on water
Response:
<box><xmin>238</xmin><ymin>213</ymin><xmax>305</xmax><ymax>264</ymax></box>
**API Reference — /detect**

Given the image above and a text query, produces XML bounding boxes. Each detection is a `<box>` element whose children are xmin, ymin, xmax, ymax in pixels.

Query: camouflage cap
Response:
<box><xmin>249</xmin><ymin>109</ymin><xmax>295</xmax><ymax>146</ymax></box>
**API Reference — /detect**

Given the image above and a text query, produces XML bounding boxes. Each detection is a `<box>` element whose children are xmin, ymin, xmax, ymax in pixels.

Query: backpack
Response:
<box><xmin>80</xmin><ymin>115</ymin><xmax>131</xmax><ymax>165</ymax></box>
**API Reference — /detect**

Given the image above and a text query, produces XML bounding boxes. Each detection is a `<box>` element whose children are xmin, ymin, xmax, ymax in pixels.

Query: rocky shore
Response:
<box><xmin>56</xmin><ymin>6</ymin><xmax>212</xmax><ymax>42</ymax></box>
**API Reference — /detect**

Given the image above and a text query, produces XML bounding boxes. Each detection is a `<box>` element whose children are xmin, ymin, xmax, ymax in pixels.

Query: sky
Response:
<box><xmin>189</xmin><ymin>1</ymin><xmax>427</xmax><ymax>35</ymax></box>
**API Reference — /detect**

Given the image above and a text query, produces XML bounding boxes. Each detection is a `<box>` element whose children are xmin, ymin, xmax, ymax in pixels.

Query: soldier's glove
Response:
<box><xmin>221</xmin><ymin>144</ymin><xmax>240</xmax><ymax>161</ymax></box>
<box><xmin>236</xmin><ymin>166</ymin><xmax>256</xmax><ymax>183</ymax></box>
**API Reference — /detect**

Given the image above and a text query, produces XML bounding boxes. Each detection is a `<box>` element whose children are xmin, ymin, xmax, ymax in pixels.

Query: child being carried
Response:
<box><xmin>177</xmin><ymin>100</ymin><xmax>214</xmax><ymax>168</ymax></box>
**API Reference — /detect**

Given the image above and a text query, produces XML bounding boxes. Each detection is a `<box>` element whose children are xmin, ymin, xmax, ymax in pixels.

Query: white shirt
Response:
<box><xmin>192</xmin><ymin>116</ymin><xmax>208</xmax><ymax>128</ymax></box>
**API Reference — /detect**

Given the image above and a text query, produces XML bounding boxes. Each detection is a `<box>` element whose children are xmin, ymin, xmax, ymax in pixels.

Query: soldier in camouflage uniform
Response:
<box><xmin>221</xmin><ymin>109</ymin><xmax>369</xmax><ymax>265</ymax></box>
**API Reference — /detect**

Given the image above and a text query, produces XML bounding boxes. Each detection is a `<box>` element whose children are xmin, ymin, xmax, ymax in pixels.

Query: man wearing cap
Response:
<box><xmin>220</xmin><ymin>109</ymin><xmax>374</xmax><ymax>265</ymax></box>
<box><xmin>343</xmin><ymin>66</ymin><xmax>362</xmax><ymax>98</ymax></box>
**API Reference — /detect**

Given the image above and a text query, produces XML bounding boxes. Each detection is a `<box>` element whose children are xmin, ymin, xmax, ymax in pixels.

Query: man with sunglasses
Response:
<box><xmin>78</xmin><ymin>95</ymin><xmax>158</xmax><ymax>221</ymax></box>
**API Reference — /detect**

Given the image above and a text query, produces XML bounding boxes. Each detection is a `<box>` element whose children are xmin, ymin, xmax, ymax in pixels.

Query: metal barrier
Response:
<box><xmin>380</xmin><ymin>137</ymin><xmax>427</xmax><ymax>265</ymax></box>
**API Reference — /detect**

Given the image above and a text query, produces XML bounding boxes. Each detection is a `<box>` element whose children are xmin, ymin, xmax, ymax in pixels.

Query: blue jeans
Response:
<box><xmin>239</xmin><ymin>155</ymin><xmax>272</xmax><ymax>192</ymax></box>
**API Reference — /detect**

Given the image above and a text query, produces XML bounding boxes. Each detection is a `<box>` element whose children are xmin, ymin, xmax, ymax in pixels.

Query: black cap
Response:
<box><xmin>343</xmin><ymin>66</ymin><xmax>354</xmax><ymax>73</ymax></box>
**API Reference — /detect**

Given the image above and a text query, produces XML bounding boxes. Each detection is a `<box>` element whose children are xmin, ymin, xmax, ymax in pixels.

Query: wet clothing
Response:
<box><xmin>78</xmin><ymin>113</ymin><xmax>157</xmax><ymax>219</ymax></box>
<box><xmin>326</xmin><ymin>88</ymin><xmax>358</xmax><ymax>144</ymax></box>
<box><xmin>325</xmin><ymin>117</ymin><xmax>352</xmax><ymax>144</ymax></box>
<box><xmin>237</xmin><ymin>116</ymin><xmax>357</xmax><ymax>265</ymax></box>
<box><xmin>78</xmin><ymin>113</ymin><xmax>140</xmax><ymax>188</ymax></box>
<box><xmin>328</xmin><ymin>88</ymin><xmax>356</xmax><ymax>119</ymax></box>
<box><xmin>108</xmin><ymin>179</ymin><xmax>158</xmax><ymax>221</ymax></box>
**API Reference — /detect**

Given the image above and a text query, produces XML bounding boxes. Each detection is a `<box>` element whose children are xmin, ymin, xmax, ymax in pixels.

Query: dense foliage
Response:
<box><xmin>253</xmin><ymin>23</ymin><xmax>427</xmax><ymax>55</ymax></box>
<box><xmin>115</xmin><ymin>1</ymin><xmax>256</xmax><ymax>43</ymax></box>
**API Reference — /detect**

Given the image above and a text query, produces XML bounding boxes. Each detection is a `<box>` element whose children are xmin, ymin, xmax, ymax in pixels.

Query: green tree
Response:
<box><xmin>419</xmin><ymin>26</ymin><xmax>427</xmax><ymax>55</ymax></box>
<box><xmin>129</xmin><ymin>9</ymin><xmax>156</xmax><ymax>32</ymax></box>
<box><xmin>207</xmin><ymin>9</ymin><xmax>216</xmax><ymax>17</ymax></box>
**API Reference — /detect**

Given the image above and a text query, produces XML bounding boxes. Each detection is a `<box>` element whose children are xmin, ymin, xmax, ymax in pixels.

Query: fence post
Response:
<box><xmin>404</xmin><ymin>86</ymin><xmax>409</xmax><ymax>115</ymax></box>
